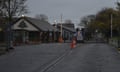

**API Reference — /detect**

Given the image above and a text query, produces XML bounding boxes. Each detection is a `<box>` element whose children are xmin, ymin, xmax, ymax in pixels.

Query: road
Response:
<box><xmin>46</xmin><ymin>43</ymin><xmax>120</xmax><ymax>72</ymax></box>
<box><xmin>0</xmin><ymin>43</ymin><xmax>69</xmax><ymax>72</ymax></box>
<box><xmin>0</xmin><ymin>43</ymin><xmax>120</xmax><ymax>72</ymax></box>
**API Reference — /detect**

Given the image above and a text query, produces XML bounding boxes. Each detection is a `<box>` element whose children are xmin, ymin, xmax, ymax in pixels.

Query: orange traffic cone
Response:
<box><xmin>71</xmin><ymin>38</ymin><xmax>76</xmax><ymax>49</ymax></box>
<box><xmin>58</xmin><ymin>36</ymin><xmax>63</xmax><ymax>43</ymax></box>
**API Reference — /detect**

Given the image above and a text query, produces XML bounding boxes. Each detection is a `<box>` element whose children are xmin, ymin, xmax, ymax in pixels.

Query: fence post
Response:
<box><xmin>118</xmin><ymin>40</ymin><xmax>120</xmax><ymax>51</ymax></box>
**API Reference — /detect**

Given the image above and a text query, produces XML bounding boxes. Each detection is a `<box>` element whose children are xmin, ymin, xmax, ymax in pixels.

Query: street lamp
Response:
<box><xmin>22</xmin><ymin>14</ymin><xmax>25</xmax><ymax>17</ymax></box>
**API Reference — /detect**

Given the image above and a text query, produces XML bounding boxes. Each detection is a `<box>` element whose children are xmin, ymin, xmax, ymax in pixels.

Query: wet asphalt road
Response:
<box><xmin>0</xmin><ymin>43</ymin><xmax>120</xmax><ymax>72</ymax></box>
<box><xmin>0</xmin><ymin>43</ymin><xmax>69</xmax><ymax>72</ymax></box>
<box><xmin>46</xmin><ymin>43</ymin><xmax>120</xmax><ymax>72</ymax></box>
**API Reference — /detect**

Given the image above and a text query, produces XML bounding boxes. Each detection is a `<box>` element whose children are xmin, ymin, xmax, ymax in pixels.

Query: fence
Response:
<box><xmin>109</xmin><ymin>38</ymin><xmax>120</xmax><ymax>51</ymax></box>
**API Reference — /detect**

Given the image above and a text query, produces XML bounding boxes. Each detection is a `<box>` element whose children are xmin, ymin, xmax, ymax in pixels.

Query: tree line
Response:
<box><xmin>80</xmin><ymin>2</ymin><xmax>120</xmax><ymax>39</ymax></box>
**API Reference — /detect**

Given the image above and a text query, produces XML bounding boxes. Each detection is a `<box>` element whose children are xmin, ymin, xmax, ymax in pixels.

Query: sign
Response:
<box><xmin>77</xmin><ymin>31</ymin><xmax>83</xmax><ymax>40</ymax></box>
<box><xmin>0</xmin><ymin>28</ymin><xmax>2</xmax><ymax>31</ymax></box>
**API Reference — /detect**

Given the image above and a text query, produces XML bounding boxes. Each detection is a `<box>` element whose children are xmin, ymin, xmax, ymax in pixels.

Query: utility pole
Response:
<box><xmin>54</xmin><ymin>20</ymin><xmax>57</xmax><ymax>42</ymax></box>
<box><xmin>60</xmin><ymin>14</ymin><xmax>63</xmax><ymax>36</ymax></box>
<box><xmin>58</xmin><ymin>14</ymin><xmax>63</xmax><ymax>43</ymax></box>
<box><xmin>111</xmin><ymin>14</ymin><xmax>113</xmax><ymax>38</ymax></box>
<box><xmin>6</xmin><ymin>0</ymin><xmax>14</xmax><ymax>51</ymax></box>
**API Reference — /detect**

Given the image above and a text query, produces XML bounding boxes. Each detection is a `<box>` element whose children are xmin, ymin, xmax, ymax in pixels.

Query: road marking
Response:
<box><xmin>40</xmin><ymin>50</ymin><xmax>70</xmax><ymax>72</ymax></box>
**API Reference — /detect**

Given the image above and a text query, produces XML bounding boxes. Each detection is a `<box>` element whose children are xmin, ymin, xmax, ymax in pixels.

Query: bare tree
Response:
<box><xmin>0</xmin><ymin>0</ymin><xmax>28</xmax><ymax>19</ymax></box>
<box><xmin>116</xmin><ymin>1</ymin><xmax>120</xmax><ymax>11</ymax></box>
<box><xmin>35</xmin><ymin>14</ymin><xmax>48</xmax><ymax>21</ymax></box>
<box><xmin>0</xmin><ymin>0</ymin><xmax>28</xmax><ymax>50</ymax></box>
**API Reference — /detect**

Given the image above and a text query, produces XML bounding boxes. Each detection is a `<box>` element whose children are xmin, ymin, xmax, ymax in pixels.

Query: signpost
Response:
<box><xmin>0</xmin><ymin>28</ymin><xmax>2</xmax><ymax>31</ymax></box>
<box><xmin>76</xmin><ymin>30</ymin><xmax>84</xmax><ymax>43</ymax></box>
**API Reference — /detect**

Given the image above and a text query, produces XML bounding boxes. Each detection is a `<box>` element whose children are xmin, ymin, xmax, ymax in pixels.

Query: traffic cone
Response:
<box><xmin>71</xmin><ymin>38</ymin><xmax>76</xmax><ymax>49</ymax></box>
<box><xmin>58</xmin><ymin>36</ymin><xmax>63</xmax><ymax>43</ymax></box>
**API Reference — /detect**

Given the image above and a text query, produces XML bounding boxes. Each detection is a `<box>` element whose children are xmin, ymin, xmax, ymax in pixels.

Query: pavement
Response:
<box><xmin>46</xmin><ymin>43</ymin><xmax>120</xmax><ymax>72</ymax></box>
<box><xmin>0</xmin><ymin>43</ymin><xmax>70</xmax><ymax>72</ymax></box>
<box><xmin>0</xmin><ymin>43</ymin><xmax>120</xmax><ymax>72</ymax></box>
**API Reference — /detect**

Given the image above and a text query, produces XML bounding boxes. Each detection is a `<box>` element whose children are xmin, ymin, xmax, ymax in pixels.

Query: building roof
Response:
<box><xmin>62</xmin><ymin>23</ymin><xmax>75</xmax><ymax>29</ymax></box>
<box><xmin>0</xmin><ymin>17</ymin><xmax>23</xmax><ymax>31</ymax></box>
<box><xmin>13</xmin><ymin>17</ymin><xmax>58</xmax><ymax>32</ymax></box>
<box><xmin>56</xmin><ymin>23</ymin><xmax>76</xmax><ymax>33</ymax></box>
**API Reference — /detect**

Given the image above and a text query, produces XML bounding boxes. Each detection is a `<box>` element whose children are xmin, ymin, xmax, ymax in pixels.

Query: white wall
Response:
<box><xmin>12</xmin><ymin>19</ymin><xmax>39</xmax><ymax>31</ymax></box>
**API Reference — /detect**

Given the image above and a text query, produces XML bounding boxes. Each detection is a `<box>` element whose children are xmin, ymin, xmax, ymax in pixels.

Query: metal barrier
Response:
<box><xmin>109</xmin><ymin>39</ymin><xmax>120</xmax><ymax>51</ymax></box>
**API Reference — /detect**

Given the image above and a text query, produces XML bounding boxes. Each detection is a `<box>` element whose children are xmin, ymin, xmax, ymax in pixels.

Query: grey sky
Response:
<box><xmin>26</xmin><ymin>0</ymin><xmax>116</xmax><ymax>24</ymax></box>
